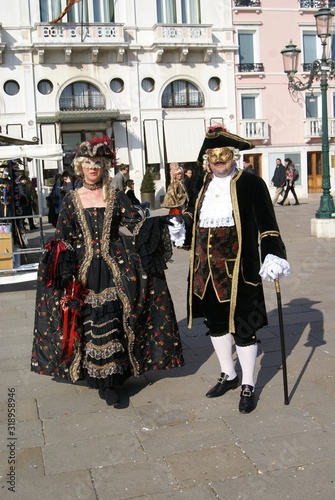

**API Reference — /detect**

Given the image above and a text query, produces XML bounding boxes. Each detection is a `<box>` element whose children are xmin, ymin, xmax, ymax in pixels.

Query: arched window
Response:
<box><xmin>59</xmin><ymin>82</ymin><xmax>105</xmax><ymax>111</ymax></box>
<box><xmin>162</xmin><ymin>80</ymin><xmax>204</xmax><ymax>108</ymax></box>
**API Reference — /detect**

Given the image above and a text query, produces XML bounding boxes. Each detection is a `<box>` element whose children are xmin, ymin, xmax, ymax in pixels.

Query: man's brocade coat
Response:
<box><xmin>185</xmin><ymin>169</ymin><xmax>287</xmax><ymax>336</ymax></box>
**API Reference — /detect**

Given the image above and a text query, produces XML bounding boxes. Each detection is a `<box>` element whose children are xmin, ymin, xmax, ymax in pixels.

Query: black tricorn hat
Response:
<box><xmin>75</xmin><ymin>135</ymin><xmax>116</xmax><ymax>164</ymax></box>
<box><xmin>197</xmin><ymin>126</ymin><xmax>254</xmax><ymax>165</ymax></box>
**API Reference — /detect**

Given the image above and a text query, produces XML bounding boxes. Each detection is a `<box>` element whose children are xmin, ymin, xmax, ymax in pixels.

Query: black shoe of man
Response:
<box><xmin>239</xmin><ymin>384</ymin><xmax>256</xmax><ymax>414</ymax></box>
<box><xmin>206</xmin><ymin>374</ymin><xmax>239</xmax><ymax>398</ymax></box>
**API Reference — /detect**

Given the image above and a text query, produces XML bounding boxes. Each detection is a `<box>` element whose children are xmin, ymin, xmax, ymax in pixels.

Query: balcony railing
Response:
<box><xmin>304</xmin><ymin>118</ymin><xmax>335</xmax><ymax>139</ymax></box>
<box><xmin>59</xmin><ymin>94</ymin><xmax>106</xmax><ymax>111</ymax></box>
<box><xmin>234</xmin><ymin>0</ymin><xmax>261</xmax><ymax>7</ymax></box>
<box><xmin>299</xmin><ymin>1</ymin><xmax>335</xmax><ymax>9</ymax></box>
<box><xmin>162</xmin><ymin>91</ymin><xmax>204</xmax><ymax>108</ymax></box>
<box><xmin>33</xmin><ymin>23</ymin><xmax>125</xmax><ymax>45</ymax></box>
<box><xmin>239</xmin><ymin>119</ymin><xmax>269</xmax><ymax>142</ymax></box>
<box><xmin>153</xmin><ymin>24</ymin><xmax>212</xmax><ymax>44</ymax></box>
<box><xmin>304</xmin><ymin>118</ymin><xmax>322</xmax><ymax>139</ymax></box>
<box><xmin>237</xmin><ymin>63</ymin><xmax>264</xmax><ymax>73</ymax></box>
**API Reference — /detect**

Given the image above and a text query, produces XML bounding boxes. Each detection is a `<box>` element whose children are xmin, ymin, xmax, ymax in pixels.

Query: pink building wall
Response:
<box><xmin>233</xmin><ymin>0</ymin><xmax>335</xmax><ymax>196</ymax></box>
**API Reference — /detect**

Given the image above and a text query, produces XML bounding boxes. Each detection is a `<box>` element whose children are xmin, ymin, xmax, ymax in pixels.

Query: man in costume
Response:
<box><xmin>169</xmin><ymin>126</ymin><xmax>290</xmax><ymax>413</ymax></box>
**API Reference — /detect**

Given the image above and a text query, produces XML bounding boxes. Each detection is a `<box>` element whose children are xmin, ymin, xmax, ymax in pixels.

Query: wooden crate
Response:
<box><xmin>0</xmin><ymin>233</ymin><xmax>13</xmax><ymax>270</ymax></box>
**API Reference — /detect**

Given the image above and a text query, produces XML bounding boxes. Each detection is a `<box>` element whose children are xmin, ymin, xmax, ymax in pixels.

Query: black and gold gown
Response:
<box><xmin>31</xmin><ymin>187</ymin><xmax>183</xmax><ymax>388</ymax></box>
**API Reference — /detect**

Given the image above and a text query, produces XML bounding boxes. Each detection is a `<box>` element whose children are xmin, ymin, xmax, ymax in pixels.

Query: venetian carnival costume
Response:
<box><xmin>168</xmin><ymin>126</ymin><xmax>290</xmax><ymax>413</ymax></box>
<box><xmin>31</xmin><ymin>137</ymin><xmax>183</xmax><ymax>406</ymax></box>
<box><xmin>162</xmin><ymin>163</ymin><xmax>189</xmax><ymax>216</ymax></box>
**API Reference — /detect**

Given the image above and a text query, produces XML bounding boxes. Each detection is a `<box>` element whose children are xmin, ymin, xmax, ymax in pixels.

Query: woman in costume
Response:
<box><xmin>31</xmin><ymin>136</ymin><xmax>183</xmax><ymax>406</ymax></box>
<box><xmin>162</xmin><ymin>163</ymin><xmax>189</xmax><ymax>216</ymax></box>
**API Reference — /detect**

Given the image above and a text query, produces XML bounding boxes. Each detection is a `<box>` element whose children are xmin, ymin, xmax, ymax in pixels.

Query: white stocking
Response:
<box><xmin>236</xmin><ymin>343</ymin><xmax>258</xmax><ymax>388</ymax></box>
<box><xmin>210</xmin><ymin>334</ymin><xmax>237</xmax><ymax>380</ymax></box>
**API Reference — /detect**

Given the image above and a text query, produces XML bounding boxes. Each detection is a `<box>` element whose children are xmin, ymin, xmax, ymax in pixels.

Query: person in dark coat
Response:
<box><xmin>271</xmin><ymin>158</ymin><xmax>288</xmax><ymax>206</ymax></box>
<box><xmin>18</xmin><ymin>175</ymin><xmax>37</xmax><ymax>230</ymax></box>
<box><xmin>242</xmin><ymin>157</ymin><xmax>256</xmax><ymax>174</ymax></box>
<box><xmin>168</xmin><ymin>125</ymin><xmax>290</xmax><ymax>414</ymax></box>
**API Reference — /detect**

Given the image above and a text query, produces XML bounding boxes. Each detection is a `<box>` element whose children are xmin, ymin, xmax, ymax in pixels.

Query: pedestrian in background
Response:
<box><xmin>242</xmin><ymin>157</ymin><xmax>255</xmax><ymax>174</ymax></box>
<box><xmin>18</xmin><ymin>175</ymin><xmax>37</xmax><ymax>230</ymax></box>
<box><xmin>278</xmin><ymin>158</ymin><xmax>300</xmax><ymax>206</ymax></box>
<box><xmin>271</xmin><ymin>158</ymin><xmax>288</xmax><ymax>206</ymax></box>
<box><xmin>112</xmin><ymin>163</ymin><xmax>129</xmax><ymax>192</ymax></box>
<box><xmin>47</xmin><ymin>173</ymin><xmax>63</xmax><ymax>227</ymax></box>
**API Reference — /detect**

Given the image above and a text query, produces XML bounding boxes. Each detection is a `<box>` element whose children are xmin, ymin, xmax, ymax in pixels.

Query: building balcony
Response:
<box><xmin>299</xmin><ymin>0</ymin><xmax>335</xmax><ymax>10</ymax></box>
<box><xmin>239</xmin><ymin>119</ymin><xmax>269</xmax><ymax>143</ymax></box>
<box><xmin>233</xmin><ymin>0</ymin><xmax>262</xmax><ymax>13</ymax></box>
<box><xmin>161</xmin><ymin>91</ymin><xmax>204</xmax><ymax>108</ymax></box>
<box><xmin>59</xmin><ymin>94</ymin><xmax>106</xmax><ymax>111</ymax></box>
<box><xmin>152</xmin><ymin>24</ymin><xmax>215</xmax><ymax>62</ymax></box>
<box><xmin>236</xmin><ymin>63</ymin><xmax>265</xmax><ymax>77</ymax></box>
<box><xmin>304</xmin><ymin>118</ymin><xmax>335</xmax><ymax>141</ymax></box>
<box><xmin>234</xmin><ymin>0</ymin><xmax>261</xmax><ymax>7</ymax></box>
<box><xmin>32</xmin><ymin>23</ymin><xmax>127</xmax><ymax>63</ymax></box>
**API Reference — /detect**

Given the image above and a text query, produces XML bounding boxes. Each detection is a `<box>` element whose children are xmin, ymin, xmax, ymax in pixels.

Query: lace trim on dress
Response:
<box><xmin>85</xmin><ymin>340</ymin><xmax>124</xmax><ymax>360</ymax></box>
<box><xmin>85</xmin><ymin>287</ymin><xmax>119</xmax><ymax>307</ymax></box>
<box><xmin>84</xmin><ymin>359</ymin><xmax>127</xmax><ymax>378</ymax></box>
<box><xmin>83</xmin><ymin>322</ymin><xmax>121</xmax><ymax>339</ymax></box>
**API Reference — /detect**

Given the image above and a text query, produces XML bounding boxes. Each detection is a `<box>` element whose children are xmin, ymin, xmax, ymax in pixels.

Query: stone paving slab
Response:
<box><xmin>240</xmin><ymin>428</ymin><xmax>335</xmax><ymax>473</ymax></box>
<box><xmin>223</xmin><ymin>405</ymin><xmax>322</xmax><ymax>443</ymax></box>
<box><xmin>43</xmin><ymin>408</ymin><xmax>143</xmax><ymax>445</ymax></box>
<box><xmin>0</xmin><ymin>419</ymin><xmax>44</xmax><ymax>452</ymax></box>
<box><xmin>42</xmin><ymin>433</ymin><xmax>146</xmax><ymax>475</ymax></box>
<box><xmin>210</xmin><ymin>460</ymin><xmax>335</xmax><ymax>499</ymax></box>
<box><xmin>138</xmin><ymin>417</ymin><xmax>236</xmax><ymax>458</ymax></box>
<box><xmin>0</xmin><ymin>356</ymin><xmax>31</xmax><ymax>372</ymax></box>
<box><xmin>0</xmin><ymin>470</ymin><xmax>96</xmax><ymax>500</ymax></box>
<box><xmin>92</xmin><ymin>458</ymin><xmax>179</xmax><ymax>499</ymax></box>
<box><xmin>136</xmin><ymin>485</ymin><xmax>218</xmax><ymax>499</ymax></box>
<box><xmin>165</xmin><ymin>444</ymin><xmax>256</xmax><ymax>487</ymax></box>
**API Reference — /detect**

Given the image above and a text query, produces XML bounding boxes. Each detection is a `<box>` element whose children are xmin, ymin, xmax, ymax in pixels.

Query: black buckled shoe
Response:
<box><xmin>239</xmin><ymin>385</ymin><xmax>256</xmax><ymax>414</ymax></box>
<box><xmin>206</xmin><ymin>374</ymin><xmax>239</xmax><ymax>398</ymax></box>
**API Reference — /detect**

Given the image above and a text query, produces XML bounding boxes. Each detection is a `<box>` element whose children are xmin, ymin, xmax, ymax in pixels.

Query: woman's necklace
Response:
<box><xmin>83</xmin><ymin>180</ymin><xmax>102</xmax><ymax>191</ymax></box>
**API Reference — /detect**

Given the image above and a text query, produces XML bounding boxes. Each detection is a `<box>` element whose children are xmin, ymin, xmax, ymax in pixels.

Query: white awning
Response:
<box><xmin>0</xmin><ymin>144</ymin><xmax>64</xmax><ymax>161</ymax></box>
<box><xmin>164</xmin><ymin>119</ymin><xmax>205</xmax><ymax>163</ymax></box>
<box><xmin>114</xmin><ymin>122</ymin><xmax>129</xmax><ymax>164</ymax></box>
<box><xmin>144</xmin><ymin>120</ymin><xmax>161</xmax><ymax>164</ymax></box>
<box><xmin>0</xmin><ymin>133</ymin><xmax>39</xmax><ymax>145</ymax></box>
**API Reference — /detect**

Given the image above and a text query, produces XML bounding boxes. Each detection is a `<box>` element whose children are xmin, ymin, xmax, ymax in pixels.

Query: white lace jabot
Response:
<box><xmin>199</xmin><ymin>170</ymin><xmax>235</xmax><ymax>228</ymax></box>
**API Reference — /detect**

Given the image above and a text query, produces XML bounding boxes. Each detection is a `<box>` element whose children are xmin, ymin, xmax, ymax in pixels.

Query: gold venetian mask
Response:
<box><xmin>207</xmin><ymin>147</ymin><xmax>234</xmax><ymax>164</ymax></box>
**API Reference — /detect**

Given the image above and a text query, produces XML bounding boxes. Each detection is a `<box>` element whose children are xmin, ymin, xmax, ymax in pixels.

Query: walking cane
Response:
<box><xmin>274</xmin><ymin>278</ymin><xmax>289</xmax><ymax>405</ymax></box>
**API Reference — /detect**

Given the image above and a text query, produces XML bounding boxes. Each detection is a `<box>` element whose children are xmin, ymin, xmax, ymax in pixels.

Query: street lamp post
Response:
<box><xmin>281</xmin><ymin>7</ymin><xmax>335</xmax><ymax>220</ymax></box>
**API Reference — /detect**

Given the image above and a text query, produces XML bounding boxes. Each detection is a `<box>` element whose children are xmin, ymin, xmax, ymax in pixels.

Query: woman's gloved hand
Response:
<box><xmin>167</xmin><ymin>217</ymin><xmax>186</xmax><ymax>247</ymax></box>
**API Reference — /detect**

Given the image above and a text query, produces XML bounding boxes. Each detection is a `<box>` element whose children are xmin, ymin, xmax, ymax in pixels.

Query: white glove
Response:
<box><xmin>168</xmin><ymin>217</ymin><xmax>186</xmax><ymax>247</ymax></box>
<box><xmin>259</xmin><ymin>254</ymin><xmax>290</xmax><ymax>282</ymax></box>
